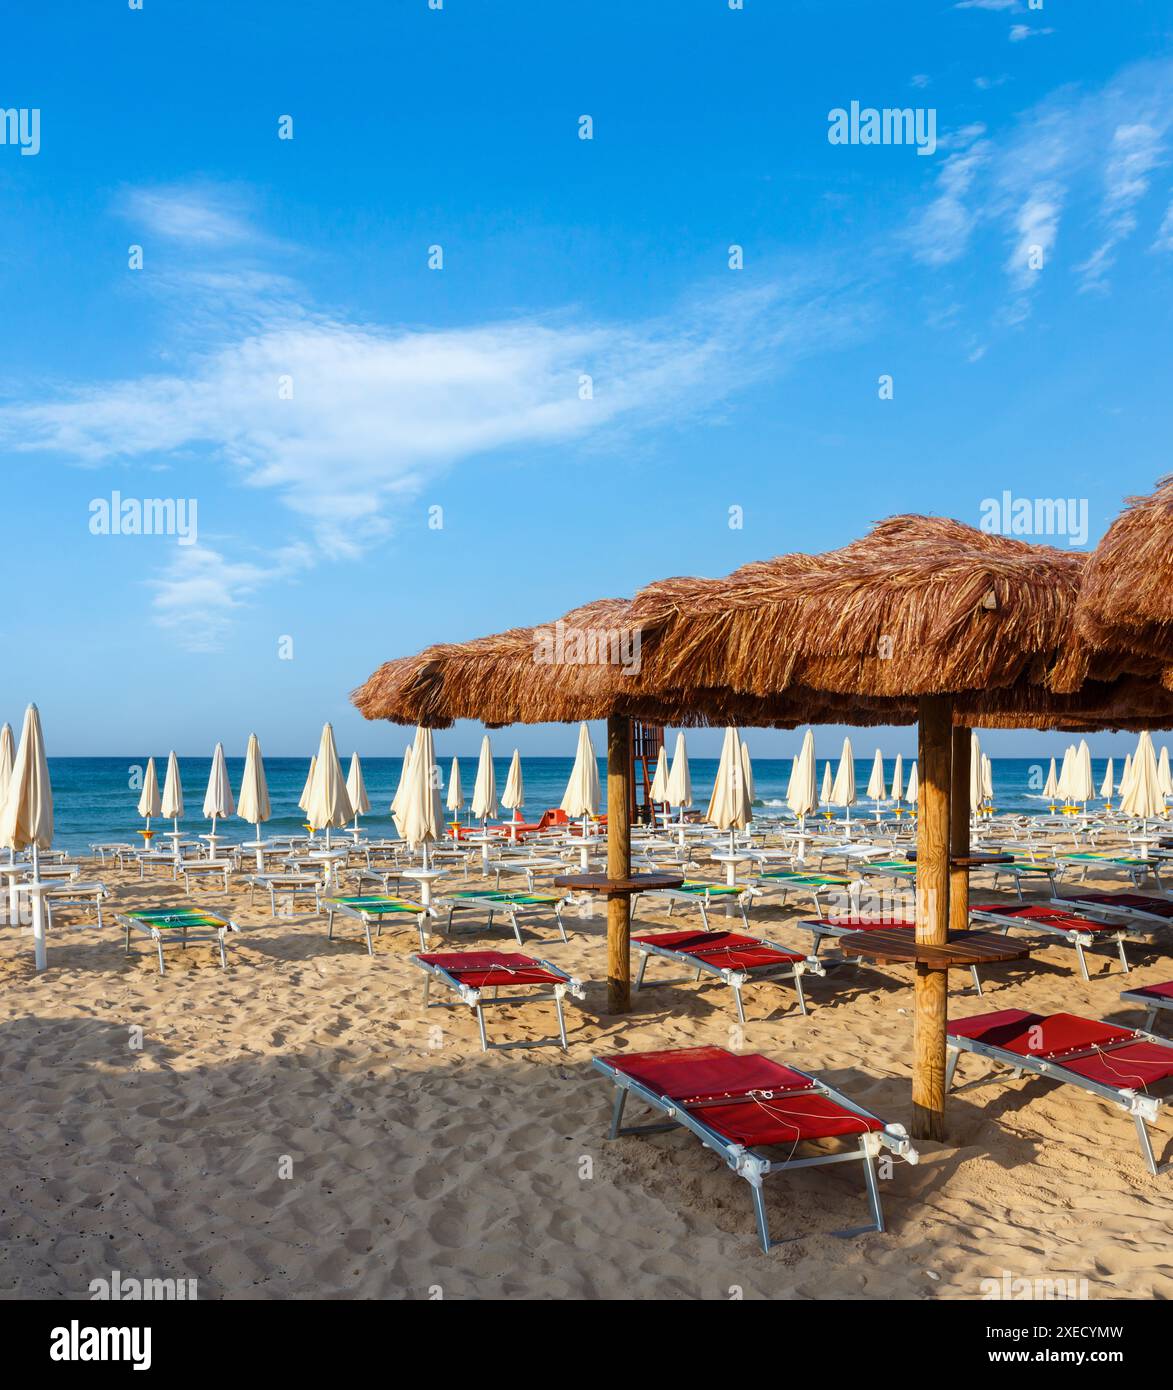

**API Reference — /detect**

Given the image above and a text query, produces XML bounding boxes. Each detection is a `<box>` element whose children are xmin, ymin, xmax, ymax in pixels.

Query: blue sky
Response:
<box><xmin>1</xmin><ymin>0</ymin><xmax>1170</xmax><ymax>760</ymax></box>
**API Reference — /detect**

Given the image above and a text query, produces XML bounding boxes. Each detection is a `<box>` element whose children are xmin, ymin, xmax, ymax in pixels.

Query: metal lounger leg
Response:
<box><xmin>970</xmin><ymin>965</ymin><xmax>983</xmax><ymax>996</ymax></box>
<box><xmin>1074</xmin><ymin>939</ymin><xmax>1090</xmax><ymax>982</ymax></box>
<box><xmin>509</xmin><ymin>911</ymin><xmax>523</xmax><ymax>946</ymax></box>
<box><xmin>698</xmin><ymin>901</ymin><xmax>709</xmax><ymax>931</ymax></box>
<box><xmin>945</xmin><ymin>1048</ymin><xmax>962</xmax><ymax>1090</ymax></box>
<box><xmin>554</xmin><ymin>992</ymin><xmax>569</xmax><ymax>1051</ymax></box>
<box><xmin>363</xmin><ymin>918</ymin><xmax>374</xmax><ymax>956</ymax></box>
<box><xmin>156</xmin><ymin>938</ymin><xmax>166</xmax><ymax>975</ymax></box>
<box><xmin>738</xmin><ymin>898</ymin><xmax>750</xmax><ymax>930</ymax></box>
<box><xmin>608</xmin><ymin>1086</ymin><xmax>627</xmax><ymax>1139</ymax></box>
<box><xmin>1117</xmin><ymin>937</ymin><xmax>1130</xmax><ymax>974</ymax></box>
<box><xmin>421</xmin><ymin>974</ymin><xmax>431</xmax><ymax>1006</ymax></box>
<box><xmin>634</xmin><ymin>952</ymin><xmax>650</xmax><ymax>992</ymax></box>
<box><xmin>219</xmin><ymin>931</ymin><xmax>227</xmax><ymax>968</ymax></box>
<box><xmin>1143</xmin><ymin>1004</ymin><xmax>1157</xmax><ymax>1032</ymax></box>
<box><xmin>861</xmin><ymin>1143</ymin><xmax>884</xmax><ymax>1232</ymax></box>
<box><xmin>750</xmin><ymin>1181</ymin><xmax>771</xmax><ymax>1254</ymax></box>
<box><xmin>1133</xmin><ymin>1112</ymin><xmax>1159</xmax><ymax>1177</ymax></box>
<box><xmin>732</xmin><ymin>983</ymin><xmax>746</xmax><ymax>1024</ymax></box>
<box><xmin>417</xmin><ymin>918</ymin><xmax>428</xmax><ymax>951</ymax></box>
<box><xmin>327</xmin><ymin>908</ymin><xmax>335</xmax><ymax>941</ymax></box>
<box><xmin>475</xmin><ymin>1004</ymin><xmax>489</xmax><ymax>1052</ymax></box>
<box><xmin>793</xmin><ymin>970</ymin><xmax>808</xmax><ymax>1017</ymax></box>
<box><xmin>554</xmin><ymin>906</ymin><xmax>567</xmax><ymax>943</ymax></box>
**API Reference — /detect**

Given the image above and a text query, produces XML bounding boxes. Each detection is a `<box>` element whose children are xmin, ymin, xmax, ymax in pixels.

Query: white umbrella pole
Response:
<box><xmin>7</xmin><ymin>846</ymin><xmax>16</xmax><ymax>926</ymax></box>
<box><xmin>580</xmin><ymin>814</ymin><xmax>590</xmax><ymax>872</ymax></box>
<box><xmin>480</xmin><ymin>818</ymin><xmax>490</xmax><ymax>874</ymax></box>
<box><xmin>30</xmin><ymin>843</ymin><xmax>46</xmax><ymax>972</ymax></box>
<box><xmin>797</xmin><ymin>814</ymin><xmax>807</xmax><ymax>866</ymax></box>
<box><xmin>254</xmin><ymin>823</ymin><xmax>265</xmax><ymax>873</ymax></box>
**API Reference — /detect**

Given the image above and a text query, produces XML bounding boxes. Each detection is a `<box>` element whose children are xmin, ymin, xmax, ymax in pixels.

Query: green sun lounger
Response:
<box><xmin>753</xmin><ymin>870</ymin><xmax>854</xmax><ymax>916</ymax></box>
<box><xmin>118</xmin><ymin>907</ymin><xmax>239</xmax><ymax>975</ymax></box>
<box><xmin>436</xmin><ymin>889</ymin><xmax>568</xmax><ymax>945</ymax></box>
<box><xmin>636</xmin><ymin>879</ymin><xmax>760</xmax><ymax>931</ymax></box>
<box><xmin>1056</xmin><ymin>855</ymin><xmax>1166</xmax><ymax>890</ymax></box>
<box><xmin>325</xmin><ymin>894</ymin><xmax>430</xmax><ymax>955</ymax></box>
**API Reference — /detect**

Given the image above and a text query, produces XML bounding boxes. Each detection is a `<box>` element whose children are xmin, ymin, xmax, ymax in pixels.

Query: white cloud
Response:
<box><xmin>1077</xmin><ymin>122</ymin><xmax>1165</xmax><ymax>290</ymax></box>
<box><xmin>1009</xmin><ymin>24</ymin><xmax>1054</xmax><ymax>42</ymax></box>
<box><xmin>0</xmin><ymin>213</ymin><xmax>863</xmax><ymax>647</ymax></box>
<box><xmin>955</xmin><ymin>0</ymin><xmax>1020</xmax><ymax>10</ymax></box>
<box><xmin>906</xmin><ymin>133</ymin><xmax>990</xmax><ymax>265</ymax></box>
<box><xmin>121</xmin><ymin>184</ymin><xmax>264</xmax><ymax>247</ymax></box>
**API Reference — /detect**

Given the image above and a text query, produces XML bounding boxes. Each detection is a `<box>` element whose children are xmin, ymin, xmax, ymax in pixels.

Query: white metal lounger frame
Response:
<box><xmin>116</xmin><ymin>910</ymin><xmax>240</xmax><ymax>975</ymax></box>
<box><xmin>985</xmin><ymin>863</ymin><xmax>1058</xmax><ymax>901</ymax></box>
<box><xmin>632</xmin><ymin>934</ymin><xmax>825</xmax><ymax>1022</ymax></box>
<box><xmin>43</xmin><ymin>881</ymin><xmax>109</xmax><ymax>930</ymax></box>
<box><xmin>635</xmin><ymin>884</ymin><xmax>758</xmax><ymax>932</ymax></box>
<box><xmin>326</xmin><ymin>899</ymin><xmax>431</xmax><ymax>954</ymax></box>
<box><xmin>945</xmin><ymin>1022</ymin><xmax>1172</xmax><ymax>1176</ymax></box>
<box><xmin>413</xmin><ymin>954</ymin><xmax>584</xmax><ymax>1052</ymax></box>
<box><xmin>970</xmin><ymin>906</ymin><xmax>1130</xmax><ymax>982</ymax></box>
<box><xmin>1055</xmin><ymin>858</ymin><xmax>1167</xmax><ymax>891</ymax></box>
<box><xmin>245</xmin><ymin>874</ymin><xmax>322</xmax><ymax>916</ymax></box>
<box><xmin>1121</xmin><ymin>987</ymin><xmax>1173</xmax><ymax>1034</ymax></box>
<box><xmin>593</xmin><ymin>1057</ymin><xmax>918</xmax><ymax>1252</ymax></box>
<box><xmin>752</xmin><ymin>875</ymin><xmax>856</xmax><ymax>918</ymax></box>
<box><xmin>437</xmin><ymin>893</ymin><xmax>569</xmax><ymax>946</ymax></box>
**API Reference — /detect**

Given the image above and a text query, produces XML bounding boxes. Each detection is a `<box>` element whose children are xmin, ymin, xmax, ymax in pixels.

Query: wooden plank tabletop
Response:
<box><xmin>906</xmin><ymin>851</ymin><xmax>1017</xmax><ymax>868</ymax></box>
<box><xmin>553</xmin><ymin>872</ymin><xmax>684</xmax><ymax>895</ymax></box>
<box><xmin>836</xmin><ymin>928</ymin><xmax>1032</xmax><ymax>970</ymax></box>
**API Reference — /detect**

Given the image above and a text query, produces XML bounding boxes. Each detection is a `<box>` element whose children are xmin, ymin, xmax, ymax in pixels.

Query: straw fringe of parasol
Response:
<box><xmin>1076</xmin><ymin>477</ymin><xmax>1173</xmax><ymax>683</ymax></box>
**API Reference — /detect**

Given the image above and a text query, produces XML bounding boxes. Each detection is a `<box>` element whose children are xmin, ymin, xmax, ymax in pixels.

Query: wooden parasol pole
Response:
<box><xmin>913</xmin><ymin>694</ymin><xmax>952</xmax><ymax>1141</ymax></box>
<box><xmin>606</xmin><ymin>714</ymin><xmax>632</xmax><ymax>1013</ymax></box>
<box><xmin>949</xmin><ymin>725</ymin><xmax>971</xmax><ymax>937</ymax></box>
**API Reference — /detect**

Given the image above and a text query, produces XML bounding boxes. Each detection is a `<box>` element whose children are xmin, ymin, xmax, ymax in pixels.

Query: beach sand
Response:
<box><xmin>1</xmin><ymin>854</ymin><xmax>1170</xmax><ymax>1301</ymax></box>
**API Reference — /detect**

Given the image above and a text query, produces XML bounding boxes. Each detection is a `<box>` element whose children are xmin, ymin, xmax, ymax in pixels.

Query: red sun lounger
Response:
<box><xmin>1121</xmin><ymin>981</ymin><xmax>1173</xmax><ymax>1034</ymax></box>
<box><xmin>412</xmin><ymin>951</ymin><xmax>584</xmax><ymax>1052</ymax></box>
<box><xmin>970</xmin><ymin>902</ymin><xmax>1132</xmax><ymax>981</ymax></box>
<box><xmin>1050</xmin><ymin>892</ymin><xmax>1173</xmax><ymax>928</ymax></box>
<box><xmin>631</xmin><ymin>930</ymin><xmax>824</xmax><ymax>1022</ymax></box>
<box><xmin>593</xmin><ymin>1045</ymin><xmax>918</xmax><ymax>1251</ymax></box>
<box><xmin>946</xmin><ymin>1009</ymin><xmax>1173</xmax><ymax>1175</ymax></box>
<box><xmin>798</xmin><ymin>917</ymin><xmax>987</xmax><ymax>994</ymax></box>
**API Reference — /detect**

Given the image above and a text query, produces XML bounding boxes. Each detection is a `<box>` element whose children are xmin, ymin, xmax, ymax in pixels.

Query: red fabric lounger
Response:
<box><xmin>972</xmin><ymin>903</ymin><xmax>1122</xmax><ymax>934</ymax></box>
<box><xmin>1062</xmin><ymin>893</ymin><xmax>1173</xmax><ymax>919</ymax></box>
<box><xmin>415</xmin><ymin>951</ymin><xmax>564</xmax><ymax>989</ymax></box>
<box><xmin>632</xmin><ymin>930</ymin><xmax>803</xmax><ymax>967</ymax></box>
<box><xmin>600</xmin><ymin>1045</ymin><xmax>881</xmax><ymax>1145</ymax></box>
<box><xmin>1128</xmin><ymin>981</ymin><xmax>1173</xmax><ymax>1002</ymax></box>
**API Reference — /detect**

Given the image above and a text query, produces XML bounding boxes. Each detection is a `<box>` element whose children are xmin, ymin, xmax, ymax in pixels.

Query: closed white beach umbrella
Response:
<box><xmin>446</xmin><ymin>756</ymin><xmax>464</xmax><ymax>828</ymax></box>
<box><xmin>398</xmin><ymin>725</ymin><xmax>444</xmax><ymax>857</ymax></box>
<box><xmin>161</xmin><ymin>750</ymin><xmax>184</xmax><ymax>859</ymax></box>
<box><xmin>830</xmin><ymin>736</ymin><xmax>856</xmax><ymax>820</ymax></box>
<box><xmin>866</xmin><ymin>749</ymin><xmax>885</xmax><ymax>817</ymax></box>
<box><xmin>666</xmin><ymin>732</ymin><xmax>692</xmax><ymax>810</ymax></box>
<box><xmin>471</xmin><ymin>734</ymin><xmax>498</xmax><ymax>822</ymax></box>
<box><xmin>237</xmin><ymin>733</ymin><xmax>272</xmax><ymax>868</ymax></box>
<box><xmin>304</xmin><ymin>722</ymin><xmax>353</xmax><ymax>849</ymax></box>
<box><xmin>561</xmin><ymin>723</ymin><xmax>601</xmax><ymax>819</ymax></box>
<box><xmin>1100</xmin><ymin>758</ymin><xmax>1114</xmax><ymax>801</ymax></box>
<box><xmin>1055</xmin><ymin>745</ymin><xmax>1075</xmax><ymax>804</ymax></box>
<box><xmin>707</xmin><ymin>726</ymin><xmax>753</xmax><ymax>839</ymax></box>
<box><xmin>820</xmin><ymin>761</ymin><xmax>833</xmax><ymax>804</ymax></box>
<box><xmin>1158</xmin><ymin>746</ymin><xmax>1173</xmax><ymax>799</ymax></box>
<box><xmin>1121</xmin><ymin>730</ymin><xmax>1164</xmax><ymax>827</ymax></box>
<box><xmin>298</xmin><ymin>756</ymin><xmax>317</xmax><ymax>813</ymax></box>
<box><xmin>1071</xmin><ymin>740</ymin><xmax>1095</xmax><ymax>806</ymax></box>
<box><xmin>906</xmin><ymin>761</ymin><xmax>919</xmax><ymax>807</ymax></box>
<box><xmin>787</xmin><ymin>728</ymin><xmax>818</xmax><ymax>861</ymax></box>
<box><xmin>562</xmin><ymin>723</ymin><xmax>600</xmax><ymax>869</ymax></box>
<box><xmin>136</xmin><ymin>756</ymin><xmax>162</xmax><ymax>834</ymax></box>
<box><xmin>650</xmin><ymin>745</ymin><xmax>669</xmax><ymax>803</ymax></box>
<box><xmin>969</xmin><ymin>732</ymin><xmax>983</xmax><ymax>816</ymax></box>
<box><xmin>203</xmin><ymin>742</ymin><xmax>235</xmax><ymax>854</ymax></box>
<box><xmin>0</xmin><ymin>705</ymin><xmax>53</xmax><ymax>969</ymax></box>
<box><xmin>390</xmin><ymin>744</ymin><xmax>413</xmax><ymax>835</ymax></box>
<box><xmin>502</xmin><ymin>749</ymin><xmax>525</xmax><ymax>840</ymax></box>
<box><xmin>346</xmin><ymin>752</ymin><xmax>371</xmax><ymax>838</ymax></box>
<box><xmin>740</xmin><ymin>742</ymin><xmax>755</xmax><ymax>810</ymax></box>
<box><xmin>1120</xmin><ymin>751</ymin><xmax>1134</xmax><ymax>800</ymax></box>
<box><xmin>981</xmin><ymin>753</ymin><xmax>994</xmax><ymax>806</ymax></box>
<box><xmin>890</xmin><ymin>753</ymin><xmax>904</xmax><ymax>811</ymax></box>
<box><xmin>1042</xmin><ymin>756</ymin><xmax>1059</xmax><ymax>802</ymax></box>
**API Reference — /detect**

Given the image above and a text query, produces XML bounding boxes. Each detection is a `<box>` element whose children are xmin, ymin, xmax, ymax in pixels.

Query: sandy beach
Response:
<box><xmin>2</xmin><ymin>854</ymin><xmax>1169</xmax><ymax>1302</ymax></box>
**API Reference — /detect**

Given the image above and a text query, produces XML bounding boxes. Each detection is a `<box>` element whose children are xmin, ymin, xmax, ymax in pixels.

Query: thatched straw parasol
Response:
<box><xmin>1076</xmin><ymin>478</ymin><xmax>1173</xmax><ymax>684</ymax></box>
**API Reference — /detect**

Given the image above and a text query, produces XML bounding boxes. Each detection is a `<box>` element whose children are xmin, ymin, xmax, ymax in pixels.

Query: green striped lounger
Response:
<box><xmin>325</xmin><ymin>895</ymin><xmax>430</xmax><ymax>954</ymax></box>
<box><xmin>754</xmin><ymin>870</ymin><xmax>854</xmax><ymax>916</ymax></box>
<box><xmin>436</xmin><ymin>890</ymin><xmax>568</xmax><ymax>945</ymax></box>
<box><xmin>117</xmin><ymin>907</ymin><xmax>239</xmax><ymax>975</ymax></box>
<box><xmin>635</xmin><ymin>879</ymin><xmax>759</xmax><ymax>932</ymax></box>
<box><xmin>1056</xmin><ymin>854</ymin><xmax>1166</xmax><ymax>889</ymax></box>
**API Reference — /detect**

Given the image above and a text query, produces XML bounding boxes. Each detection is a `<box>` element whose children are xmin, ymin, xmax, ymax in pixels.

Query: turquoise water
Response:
<box><xmin>44</xmin><ymin>756</ymin><xmax>1111</xmax><ymax>853</ymax></box>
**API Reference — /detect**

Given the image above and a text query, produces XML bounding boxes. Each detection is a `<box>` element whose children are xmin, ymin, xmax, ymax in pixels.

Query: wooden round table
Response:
<box><xmin>553</xmin><ymin>871</ymin><xmax>683</xmax><ymax>898</ymax></box>
<box><xmin>836</xmin><ymin>927</ymin><xmax>1031</xmax><ymax>973</ymax></box>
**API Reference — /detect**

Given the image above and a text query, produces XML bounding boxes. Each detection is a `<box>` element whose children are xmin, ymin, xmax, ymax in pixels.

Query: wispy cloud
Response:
<box><xmin>0</xmin><ymin>193</ymin><xmax>865</xmax><ymax>648</ymax></box>
<box><xmin>120</xmin><ymin>184</ymin><xmax>267</xmax><ymax>247</ymax></box>
<box><xmin>1009</xmin><ymin>24</ymin><xmax>1054</xmax><ymax>42</ymax></box>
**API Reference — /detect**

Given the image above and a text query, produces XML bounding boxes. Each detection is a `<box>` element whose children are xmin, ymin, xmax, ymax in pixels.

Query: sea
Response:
<box><xmin>43</xmin><ymin>755</ymin><xmax>1114</xmax><ymax>854</ymax></box>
